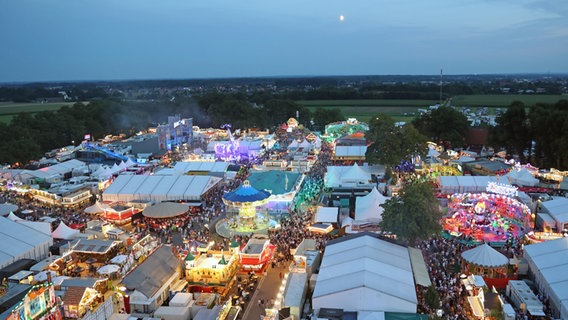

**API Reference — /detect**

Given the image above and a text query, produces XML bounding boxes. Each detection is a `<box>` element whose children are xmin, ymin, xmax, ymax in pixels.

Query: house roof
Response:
<box><xmin>62</xmin><ymin>286</ymin><xmax>87</xmax><ymax>305</ymax></box>
<box><xmin>122</xmin><ymin>246</ymin><xmax>181</xmax><ymax>299</ymax></box>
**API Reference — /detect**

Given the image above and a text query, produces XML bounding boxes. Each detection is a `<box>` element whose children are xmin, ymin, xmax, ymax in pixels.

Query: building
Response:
<box><xmin>537</xmin><ymin>197</ymin><xmax>568</xmax><ymax>233</ymax></box>
<box><xmin>312</xmin><ymin>232</ymin><xmax>427</xmax><ymax>315</ymax></box>
<box><xmin>157</xmin><ymin>115</ymin><xmax>193</xmax><ymax>151</ymax></box>
<box><xmin>122</xmin><ymin>246</ymin><xmax>184</xmax><ymax>315</ymax></box>
<box><xmin>185</xmin><ymin>250</ymin><xmax>239</xmax><ymax>291</ymax></box>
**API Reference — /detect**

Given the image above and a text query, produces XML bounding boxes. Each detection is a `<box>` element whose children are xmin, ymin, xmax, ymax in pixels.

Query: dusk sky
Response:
<box><xmin>1</xmin><ymin>0</ymin><xmax>567</xmax><ymax>82</ymax></box>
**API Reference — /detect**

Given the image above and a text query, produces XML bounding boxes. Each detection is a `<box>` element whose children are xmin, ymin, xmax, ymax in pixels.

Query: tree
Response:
<box><xmin>489</xmin><ymin>101</ymin><xmax>530</xmax><ymax>162</ymax></box>
<box><xmin>424</xmin><ymin>285</ymin><xmax>440</xmax><ymax>310</ymax></box>
<box><xmin>379</xmin><ymin>181</ymin><xmax>442</xmax><ymax>244</ymax></box>
<box><xmin>528</xmin><ymin>100</ymin><xmax>568</xmax><ymax>169</ymax></box>
<box><xmin>366</xmin><ymin>114</ymin><xmax>428</xmax><ymax>167</ymax></box>
<box><xmin>412</xmin><ymin>106</ymin><xmax>470</xmax><ymax>149</ymax></box>
<box><xmin>311</xmin><ymin>107</ymin><xmax>344</xmax><ymax>131</ymax></box>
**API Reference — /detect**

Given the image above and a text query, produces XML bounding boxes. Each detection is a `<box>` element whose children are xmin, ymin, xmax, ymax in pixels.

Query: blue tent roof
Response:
<box><xmin>223</xmin><ymin>180</ymin><xmax>271</xmax><ymax>203</ymax></box>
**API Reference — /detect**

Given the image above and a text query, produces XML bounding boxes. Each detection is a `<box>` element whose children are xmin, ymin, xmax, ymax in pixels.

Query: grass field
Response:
<box><xmin>298</xmin><ymin>94</ymin><xmax>568</xmax><ymax>123</ymax></box>
<box><xmin>297</xmin><ymin>99</ymin><xmax>439</xmax><ymax>122</ymax></box>
<box><xmin>0</xmin><ymin>102</ymin><xmax>75</xmax><ymax>123</ymax></box>
<box><xmin>451</xmin><ymin>94</ymin><xmax>567</xmax><ymax>107</ymax></box>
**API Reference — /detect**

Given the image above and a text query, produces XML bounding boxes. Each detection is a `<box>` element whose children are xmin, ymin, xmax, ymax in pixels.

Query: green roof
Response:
<box><xmin>185</xmin><ymin>252</ymin><xmax>195</xmax><ymax>261</ymax></box>
<box><xmin>230</xmin><ymin>240</ymin><xmax>239</xmax><ymax>248</ymax></box>
<box><xmin>248</xmin><ymin>170</ymin><xmax>301</xmax><ymax>195</ymax></box>
<box><xmin>219</xmin><ymin>255</ymin><xmax>227</xmax><ymax>265</ymax></box>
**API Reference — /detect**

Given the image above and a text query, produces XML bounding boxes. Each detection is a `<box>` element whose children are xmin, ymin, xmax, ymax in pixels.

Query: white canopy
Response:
<box><xmin>342</xmin><ymin>163</ymin><xmax>371</xmax><ymax>183</ymax></box>
<box><xmin>110</xmin><ymin>254</ymin><xmax>128</xmax><ymax>265</ymax></box>
<box><xmin>314</xmin><ymin>207</ymin><xmax>339</xmax><ymax>224</ymax></box>
<box><xmin>84</xmin><ymin>202</ymin><xmax>110</xmax><ymax>214</ymax></box>
<box><xmin>7</xmin><ymin>212</ymin><xmax>23</xmax><ymax>222</ymax></box>
<box><xmin>461</xmin><ymin>243</ymin><xmax>508</xmax><ymax>268</ymax></box>
<box><xmin>51</xmin><ymin>221</ymin><xmax>80</xmax><ymax>240</ymax></box>
<box><xmin>354</xmin><ymin>188</ymin><xmax>388</xmax><ymax>223</ymax></box>
<box><xmin>0</xmin><ymin>203</ymin><xmax>18</xmax><ymax>216</ymax></box>
<box><xmin>505</xmin><ymin>168</ymin><xmax>539</xmax><ymax>187</ymax></box>
<box><xmin>97</xmin><ymin>264</ymin><xmax>121</xmax><ymax>275</ymax></box>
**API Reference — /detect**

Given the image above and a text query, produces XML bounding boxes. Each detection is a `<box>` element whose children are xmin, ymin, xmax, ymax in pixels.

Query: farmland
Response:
<box><xmin>0</xmin><ymin>102</ymin><xmax>75</xmax><ymax>123</ymax></box>
<box><xmin>298</xmin><ymin>94</ymin><xmax>567</xmax><ymax>123</ymax></box>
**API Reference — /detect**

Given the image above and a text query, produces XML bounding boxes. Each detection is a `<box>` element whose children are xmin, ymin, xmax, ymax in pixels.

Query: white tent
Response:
<box><xmin>354</xmin><ymin>188</ymin><xmax>388</xmax><ymax>224</ymax></box>
<box><xmin>51</xmin><ymin>221</ymin><xmax>80</xmax><ymax>240</ymax></box>
<box><xmin>505</xmin><ymin>168</ymin><xmax>539</xmax><ymax>187</ymax></box>
<box><xmin>298</xmin><ymin>139</ymin><xmax>312</xmax><ymax>150</ymax></box>
<box><xmin>312</xmin><ymin>233</ymin><xmax>418</xmax><ymax>313</ymax></box>
<box><xmin>524</xmin><ymin>238</ymin><xmax>568</xmax><ymax>319</ymax></box>
<box><xmin>342</xmin><ymin>163</ymin><xmax>371</xmax><ymax>183</ymax></box>
<box><xmin>7</xmin><ymin>212</ymin><xmax>23</xmax><ymax>222</ymax></box>
<box><xmin>84</xmin><ymin>202</ymin><xmax>110</xmax><ymax>214</ymax></box>
<box><xmin>314</xmin><ymin>207</ymin><xmax>339</xmax><ymax>224</ymax></box>
<box><xmin>288</xmin><ymin>140</ymin><xmax>300</xmax><ymax>150</ymax></box>
<box><xmin>0</xmin><ymin>203</ymin><xmax>18</xmax><ymax>216</ymax></box>
<box><xmin>97</xmin><ymin>264</ymin><xmax>121</xmax><ymax>275</ymax></box>
<box><xmin>0</xmin><ymin>216</ymin><xmax>53</xmax><ymax>269</ymax></box>
<box><xmin>461</xmin><ymin>243</ymin><xmax>508</xmax><ymax>268</ymax></box>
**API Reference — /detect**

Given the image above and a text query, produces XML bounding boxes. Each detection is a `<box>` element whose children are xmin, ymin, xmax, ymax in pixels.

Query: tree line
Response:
<box><xmin>0</xmin><ymin>96</ymin><xmax>344</xmax><ymax>166</ymax></box>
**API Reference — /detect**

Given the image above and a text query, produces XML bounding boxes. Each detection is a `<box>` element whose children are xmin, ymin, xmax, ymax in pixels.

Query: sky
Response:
<box><xmin>0</xmin><ymin>0</ymin><xmax>567</xmax><ymax>82</ymax></box>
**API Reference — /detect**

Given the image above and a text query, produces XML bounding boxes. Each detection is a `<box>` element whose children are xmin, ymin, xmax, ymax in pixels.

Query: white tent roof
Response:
<box><xmin>524</xmin><ymin>237</ymin><xmax>568</xmax><ymax>319</ymax></box>
<box><xmin>505</xmin><ymin>168</ymin><xmax>539</xmax><ymax>187</ymax></box>
<box><xmin>7</xmin><ymin>212</ymin><xmax>23</xmax><ymax>221</ymax></box>
<box><xmin>103</xmin><ymin>174</ymin><xmax>221</xmax><ymax>203</ymax></box>
<box><xmin>288</xmin><ymin>140</ymin><xmax>300</xmax><ymax>149</ymax></box>
<box><xmin>0</xmin><ymin>216</ymin><xmax>53</xmax><ymax>269</ymax></box>
<box><xmin>314</xmin><ymin>207</ymin><xmax>339</xmax><ymax>223</ymax></box>
<box><xmin>299</xmin><ymin>139</ymin><xmax>312</xmax><ymax>149</ymax></box>
<box><xmin>51</xmin><ymin>221</ymin><xmax>80</xmax><ymax>240</ymax></box>
<box><xmin>312</xmin><ymin>233</ymin><xmax>417</xmax><ymax>313</ymax></box>
<box><xmin>342</xmin><ymin>163</ymin><xmax>371</xmax><ymax>183</ymax></box>
<box><xmin>0</xmin><ymin>203</ymin><xmax>19</xmax><ymax>216</ymax></box>
<box><xmin>540</xmin><ymin>197</ymin><xmax>568</xmax><ymax>227</ymax></box>
<box><xmin>84</xmin><ymin>202</ymin><xmax>110</xmax><ymax>214</ymax></box>
<box><xmin>354</xmin><ymin>188</ymin><xmax>388</xmax><ymax>223</ymax></box>
<box><xmin>461</xmin><ymin>243</ymin><xmax>508</xmax><ymax>267</ymax></box>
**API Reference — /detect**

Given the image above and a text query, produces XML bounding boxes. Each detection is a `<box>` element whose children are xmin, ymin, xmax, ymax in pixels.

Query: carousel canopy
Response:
<box><xmin>223</xmin><ymin>180</ymin><xmax>271</xmax><ymax>204</ymax></box>
<box><xmin>461</xmin><ymin>243</ymin><xmax>508</xmax><ymax>268</ymax></box>
<box><xmin>142</xmin><ymin>202</ymin><xmax>189</xmax><ymax>219</ymax></box>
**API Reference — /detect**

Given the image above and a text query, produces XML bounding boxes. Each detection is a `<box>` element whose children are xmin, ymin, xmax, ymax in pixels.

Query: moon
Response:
<box><xmin>339</xmin><ymin>15</ymin><xmax>345</xmax><ymax>22</ymax></box>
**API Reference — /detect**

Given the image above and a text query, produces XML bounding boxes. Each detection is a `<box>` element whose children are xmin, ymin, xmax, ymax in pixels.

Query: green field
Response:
<box><xmin>297</xmin><ymin>99</ymin><xmax>439</xmax><ymax>122</ymax></box>
<box><xmin>451</xmin><ymin>94</ymin><xmax>567</xmax><ymax>107</ymax></box>
<box><xmin>298</xmin><ymin>95</ymin><xmax>568</xmax><ymax>123</ymax></box>
<box><xmin>0</xmin><ymin>102</ymin><xmax>75</xmax><ymax>123</ymax></box>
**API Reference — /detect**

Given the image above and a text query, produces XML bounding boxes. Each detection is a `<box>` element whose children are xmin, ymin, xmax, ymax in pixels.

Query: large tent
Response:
<box><xmin>461</xmin><ymin>243</ymin><xmax>508</xmax><ymax>268</ymax></box>
<box><xmin>0</xmin><ymin>216</ymin><xmax>53</xmax><ymax>269</ymax></box>
<box><xmin>524</xmin><ymin>237</ymin><xmax>568</xmax><ymax>319</ymax></box>
<box><xmin>539</xmin><ymin>197</ymin><xmax>568</xmax><ymax>232</ymax></box>
<box><xmin>312</xmin><ymin>233</ymin><xmax>418</xmax><ymax>313</ymax></box>
<box><xmin>354</xmin><ymin>188</ymin><xmax>388</xmax><ymax>224</ymax></box>
<box><xmin>51</xmin><ymin>221</ymin><xmax>80</xmax><ymax>240</ymax></box>
<box><xmin>438</xmin><ymin>176</ymin><xmax>500</xmax><ymax>194</ymax></box>
<box><xmin>504</xmin><ymin>168</ymin><xmax>539</xmax><ymax>187</ymax></box>
<box><xmin>102</xmin><ymin>174</ymin><xmax>222</xmax><ymax>203</ymax></box>
<box><xmin>325</xmin><ymin>164</ymin><xmax>374</xmax><ymax>188</ymax></box>
<box><xmin>142</xmin><ymin>202</ymin><xmax>189</xmax><ymax>219</ymax></box>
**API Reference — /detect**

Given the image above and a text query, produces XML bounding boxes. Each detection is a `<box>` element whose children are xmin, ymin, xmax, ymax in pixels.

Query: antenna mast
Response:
<box><xmin>439</xmin><ymin>68</ymin><xmax>443</xmax><ymax>104</ymax></box>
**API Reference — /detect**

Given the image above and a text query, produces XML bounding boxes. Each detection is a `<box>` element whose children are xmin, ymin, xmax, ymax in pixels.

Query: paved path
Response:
<box><xmin>240</xmin><ymin>263</ymin><xmax>290</xmax><ymax>320</ymax></box>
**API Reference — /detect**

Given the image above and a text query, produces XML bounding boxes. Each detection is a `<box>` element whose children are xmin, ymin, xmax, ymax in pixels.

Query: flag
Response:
<box><xmin>84</xmin><ymin>134</ymin><xmax>91</xmax><ymax>140</ymax></box>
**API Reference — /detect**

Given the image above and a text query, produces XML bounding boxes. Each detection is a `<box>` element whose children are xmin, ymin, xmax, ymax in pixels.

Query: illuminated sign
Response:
<box><xmin>486</xmin><ymin>182</ymin><xmax>518</xmax><ymax>197</ymax></box>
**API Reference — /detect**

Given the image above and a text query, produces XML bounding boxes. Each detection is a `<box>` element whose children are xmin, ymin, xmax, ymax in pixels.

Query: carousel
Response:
<box><xmin>442</xmin><ymin>191</ymin><xmax>532</xmax><ymax>244</ymax></box>
<box><xmin>219</xmin><ymin>180</ymin><xmax>274</xmax><ymax>236</ymax></box>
